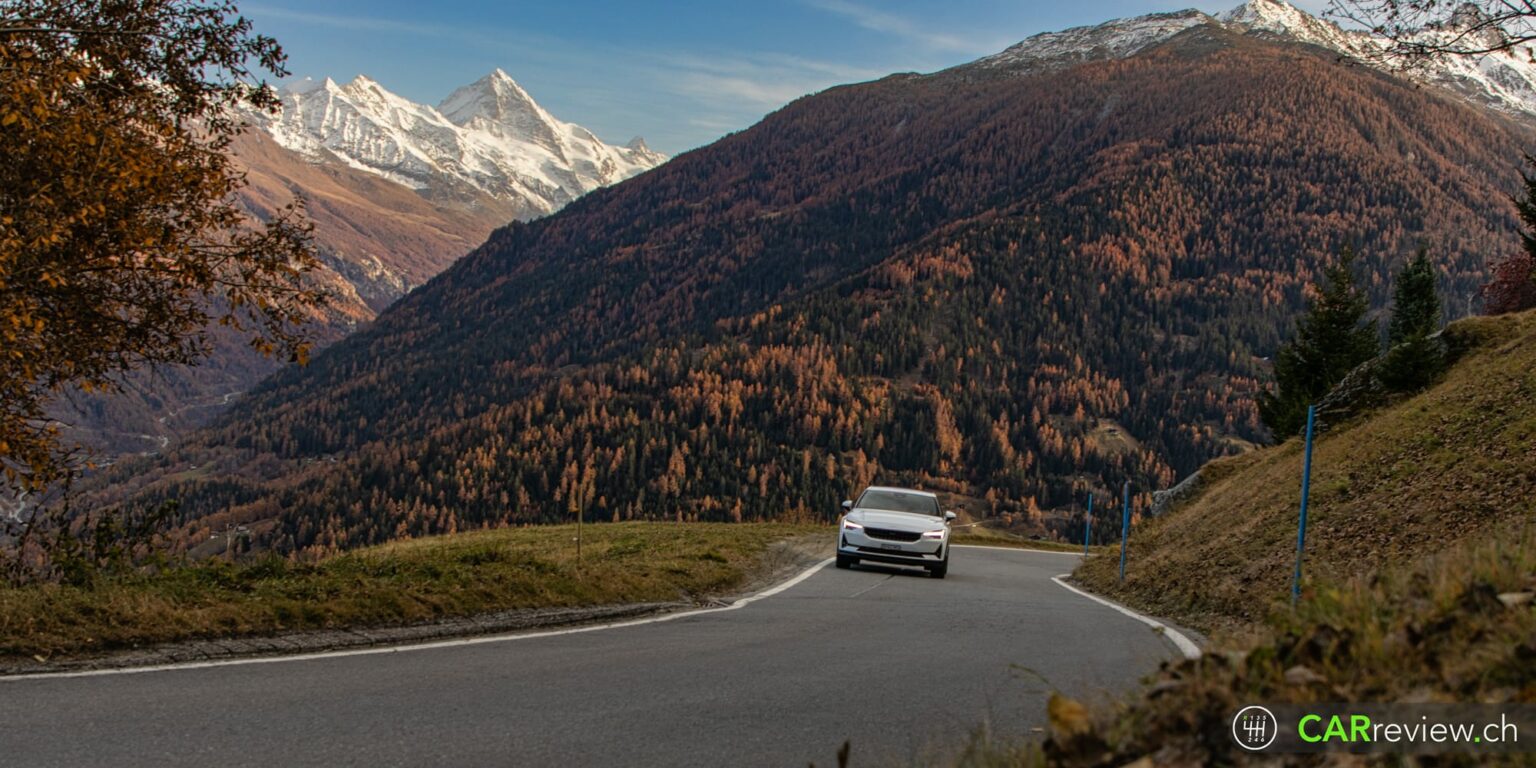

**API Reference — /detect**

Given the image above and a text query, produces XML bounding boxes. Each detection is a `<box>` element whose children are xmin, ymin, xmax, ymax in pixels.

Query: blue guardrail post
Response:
<box><xmin>1083</xmin><ymin>494</ymin><xmax>1093</xmax><ymax>555</ymax></box>
<box><xmin>1291</xmin><ymin>404</ymin><xmax>1317</xmax><ymax>607</ymax></box>
<box><xmin>1118</xmin><ymin>481</ymin><xmax>1130</xmax><ymax>582</ymax></box>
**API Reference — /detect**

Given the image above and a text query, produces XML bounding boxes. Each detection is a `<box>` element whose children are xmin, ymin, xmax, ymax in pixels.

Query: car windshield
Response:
<box><xmin>856</xmin><ymin>489</ymin><xmax>940</xmax><ymax>517</ymax></box>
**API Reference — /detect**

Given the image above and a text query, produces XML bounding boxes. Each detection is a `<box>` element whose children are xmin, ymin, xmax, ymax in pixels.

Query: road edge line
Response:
<box><xmin>0</xmin><ymin>557</ymin><xmax>835</xmax><ymax>682</ymax></box>
<box><xmin>1050</xmin><ymin>574</ymin><xmax>1202</xmax><ymax>660</ymax></box>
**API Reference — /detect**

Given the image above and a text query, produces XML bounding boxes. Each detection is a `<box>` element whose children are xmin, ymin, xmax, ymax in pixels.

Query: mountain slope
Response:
<box><xmin>236</xmin><ymin>129</ymin><xmax>513</xmax><ymax>312</ymax></box>
<box><xmin>50</xmin><ymin>71</ymin><xmax>666</xmax><ymax>458</ymax></box>
<box><xmin>47</xmin><ymin>129</ymin><xmax>511</xmax><ymax>457</ymax></box>
<box><xmin>94</xmin><ymin>10</ymin><xmax>1534</xmax><ymax>556</ymax></box>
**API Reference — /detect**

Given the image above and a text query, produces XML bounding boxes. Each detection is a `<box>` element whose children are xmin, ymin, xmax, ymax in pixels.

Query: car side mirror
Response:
<box><xmin>841</xmin><ymin>500</ymin><xmax>853</xmax><ymax>512</ymax></box>
<box><xmin>944</xmin><ymin>511</ymin><xmax>957</xmax><ymax>522</ymax></box>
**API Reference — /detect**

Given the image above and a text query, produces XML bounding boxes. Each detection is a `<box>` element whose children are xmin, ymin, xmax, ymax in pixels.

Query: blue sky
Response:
<box><xmin>243</xmin><ymin>0</ymin><xmax>1329</xmax><ymax>155</ymax></box>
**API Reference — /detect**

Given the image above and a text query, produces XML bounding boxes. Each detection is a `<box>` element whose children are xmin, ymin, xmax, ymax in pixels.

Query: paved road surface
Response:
<box><xmin>0</xmin><ymin>547</ymin><xmax>1183</xmax><ymax>767</ymax></box>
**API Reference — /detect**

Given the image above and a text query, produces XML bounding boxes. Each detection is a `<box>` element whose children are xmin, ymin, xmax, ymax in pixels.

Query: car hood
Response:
<box><xmin>847</xmin><ymin>509</ymin><xmax>945</xmax><ymax>531</ymax></box>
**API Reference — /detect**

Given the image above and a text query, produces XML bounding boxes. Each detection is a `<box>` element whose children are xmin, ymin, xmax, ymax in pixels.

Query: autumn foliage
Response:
<box><xmin>1482</xmin><ymin>253</ymin><xmax>1536</xmax><ymax>314</ymax></box>
<box><xmin>0</xmin><ymin>1</ymin><xmax>322</xmax><ymax>491</ymax></box>
<box><xmin>1481</xmin><ymin>156</ymin><xmax>1536</xmax><ymax>314</ymax></box>
<box><xmin>86</xmin><ymin>28</ymin><xmax>1536</xmax><ymax>557</ymax></box>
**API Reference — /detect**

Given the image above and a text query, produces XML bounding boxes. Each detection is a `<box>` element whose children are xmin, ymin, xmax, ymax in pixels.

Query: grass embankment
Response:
<box><xmin>1077</xmin><ymin>309</ymin><xmax>1536</xmax><ymax>633</ymax></box>
<box><xmin>946</xmin><ymin>310</ymin><xmax>1536</xmax><ymax>766</ymax></box>
<box><xmin>0</xmin><ymin>522</ymin><xmax>823</xmax><ymax>659</ymax></box>
<box><xmin>956</xmin><ymin>529</ymin><xmax>1536</xmax><ymax>766</ymax></box>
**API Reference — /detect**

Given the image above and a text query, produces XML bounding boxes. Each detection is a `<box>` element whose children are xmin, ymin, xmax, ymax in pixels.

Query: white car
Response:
<box><xmin>835</xmin><ymin>486</ymin><xmax>956</xmax><ymax>578</ymax></box>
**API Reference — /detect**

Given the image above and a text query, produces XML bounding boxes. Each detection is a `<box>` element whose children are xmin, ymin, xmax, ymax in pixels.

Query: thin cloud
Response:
<box><xmin>688</xmin><ymin>115</ymin><xmax>746</xmax><ymax>132</ymax></box>
<box><xmin>644</xmin><ymin>50</ymin><xmax>885</xmax><ymax>110</ymax></box>
<box><xmin>672</xmin><ymin>73</ymin><xmax>819</xmax><ymax>109</ymax></box>
<box><xmin>802</xmin><ymin>0</ymin><xmax>997</xmax><ymax>54</ymax></box>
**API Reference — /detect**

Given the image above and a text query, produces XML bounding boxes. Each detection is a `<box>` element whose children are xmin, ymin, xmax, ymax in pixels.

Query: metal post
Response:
<box><xmin>1118</xmin><ymin>481</ymin><xmax>1131</xmax><ymax>582</ymax></box>
<box><xmin>1291</xmin><ymin>404</ymin><xmax>1317</xmax><ymax>607</ymax></box>
<box><xmin>1082</xmin><ymin>494</ymin><xmax>1093</xmax><ymax>555</ymax></box>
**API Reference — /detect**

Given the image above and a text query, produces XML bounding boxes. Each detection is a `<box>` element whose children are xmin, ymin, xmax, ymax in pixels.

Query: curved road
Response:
<box><xmin>0</xmin><ymin>547</ymin><xmax>1185</xmax><ymax>767</ymax></box>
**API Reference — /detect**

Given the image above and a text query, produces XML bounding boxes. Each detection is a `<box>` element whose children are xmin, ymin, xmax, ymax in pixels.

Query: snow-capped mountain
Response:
<box><xmin>977</xmin><ymin>10</ymin><xmax>1211</xmax><ymax>70</ymax></box>
<box><xmin>977</xmin><ymin>0</ymin><xmax>1536</xmax><ymax>120</ymax></box>
<box><xmin>64</xmin><ymin>70</ymin><xmax>664</xmax><ymax>461</ymax></box>
<box><xmin>252</xmin><ymin>69</ymin><xmax>667</xmax><ymax>219</ymax></box>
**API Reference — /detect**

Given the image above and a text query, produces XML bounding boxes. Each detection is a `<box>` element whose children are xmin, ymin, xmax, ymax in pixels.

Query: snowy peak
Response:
<box><xmin>978</xmin><ymin>10</ymin><xmax>1211</xmax><ymax>70</ymax></box>
<box><xmin>1219</xmin><ymin>0</ymin><xmax>1536</xmax><ymax>117</ymax></box>
<box><xmin>251</xmin><ymin>71</ymin><xmax>667</xmax><ymax>219</ymax></box>
<box><xmin>1217</xmin><ymin>0</ymin><xmax>1359</xmax><ymax>52</ymax></box>
<box><xmin>974</xmin><ymin>0</ymin><xmax>1536</xmax><ymax>120</ymax></box>
<box><xmin>437</xmin><ymin>69</ymin><xmax>561</xmax><ymax>151</ymax></box>
<box><xmin>1218</xmin><ymin>0</ymin><xmax>1312</xmax><ymax>30</ymax></box>
<box><xmin>438</xmin><ymin>69</ymin><xmax>544</xmax><ymax>124</ymax></box>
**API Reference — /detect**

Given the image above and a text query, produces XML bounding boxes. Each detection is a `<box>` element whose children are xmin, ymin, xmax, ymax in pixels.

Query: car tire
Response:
<box><xmin>835</xmin><ymin>553</ymin><xmax>856</xmax><ymax>569</ymax></box>
<box><xmin>929</xmin><ymin>558</ymin><xmax>948</xmax><ymax>579</ymax></box>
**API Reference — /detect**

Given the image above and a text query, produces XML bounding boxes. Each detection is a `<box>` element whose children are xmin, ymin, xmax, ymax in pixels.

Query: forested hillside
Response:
<box><xmin>90</xmin><ymin>25</ymin><xmax>1534</xmax><ymax>557</ymax></box>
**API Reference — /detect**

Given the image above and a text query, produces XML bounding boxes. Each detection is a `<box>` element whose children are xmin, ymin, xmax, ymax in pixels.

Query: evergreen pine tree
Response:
<box><xmin>1258</xmin><ymin>247</ymin><xmax>1379</xmax><ymax>439</ymax></box>
<box><xmin>1382</xmin><ymin>247</ymin><xmax>1437</xmax><ymax>390</ymax></box>
<box><xmin>1387</xmin><ymin>249</ymin><xmax>1441</xmax><ymax>344</ymax></box>
<box><xmin>1381</xmin><ymin>248</ymin><xmax>1444</xmax><ymax>390</ymax></box>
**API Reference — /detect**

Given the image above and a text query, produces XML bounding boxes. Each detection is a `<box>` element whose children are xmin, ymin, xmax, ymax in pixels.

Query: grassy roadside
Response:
<box><xmin>0</xmin><ymin>522</ymin><xmax>824</xmax><ymax>660</ymax></box>
<box><xmin>937</xmin><ymin>311</ymin><xmax>1536</xmax><ymax>766</ymax></box>
<box><xmin>953</xmin><ymin>527</ymin><xmax>1536</xmax><ymax>767</ymax></box>
<box><xmin>1076</xmin><ymin>310</ymin><xmax>1536</xmax><ymax>635</ymax></box>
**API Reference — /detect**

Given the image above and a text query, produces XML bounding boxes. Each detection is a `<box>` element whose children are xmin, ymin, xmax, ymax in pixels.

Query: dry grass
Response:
<box><xmin>1076</xmin><ymin>309</ymin><xmax>1536</xmax><ymax>632</ymax></box>
<box><xmin>942</xmin><ymin>311</ymin><xmax>1536</xmax><ymax>767</ymax></box>
<box><xmin>0</xmin><ymin>522</ymin><xmax>823</xmax><ymax>659</ymax></box>
<box><xmin>954</xmin><ymin>529</ymin><xmax>1536</xmax><ymax>766</ymax></box>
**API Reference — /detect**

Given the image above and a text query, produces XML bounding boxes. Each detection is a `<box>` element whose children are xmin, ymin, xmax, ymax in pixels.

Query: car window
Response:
<box><xmin>856</xmin><ymin>490</ymin><xmax>940</xmax><ymax>516</ymax></box>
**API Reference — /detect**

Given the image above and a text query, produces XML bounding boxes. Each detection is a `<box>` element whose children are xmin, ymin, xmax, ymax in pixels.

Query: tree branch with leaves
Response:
<box><xmin>0</xmin><ymin>0</ymin><xmax>324</xmax><ymax>494</ymax></box>
<box><xmin>1327</xmin><ymin>0</ymin><xmax>1536</xmax><ymax>61</ymax></box>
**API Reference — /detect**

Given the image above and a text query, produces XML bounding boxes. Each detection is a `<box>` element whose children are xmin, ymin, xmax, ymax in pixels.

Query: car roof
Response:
<box><xmin>861</xmin><ymin>486</ymin><xmax>938</xmax><ymax>498</ymax></box>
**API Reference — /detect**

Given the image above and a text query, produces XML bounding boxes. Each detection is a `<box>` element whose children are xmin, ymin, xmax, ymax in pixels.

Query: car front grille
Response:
<box><xmin>864</xmin><ymin>527</ymin><xmax>922</xmax><ymax>543</ymax></box>
<box><xmin>857</xmin><ymin>546</ymin><xmax>934</xmax><ymax>558</ymax></box>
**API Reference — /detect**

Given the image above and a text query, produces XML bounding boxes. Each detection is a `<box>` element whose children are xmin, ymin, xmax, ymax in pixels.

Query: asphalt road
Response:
<box><xmin>0</xmin><ymin>546</ymin><xmax>1184</xmax><ymax>767</ymax></box>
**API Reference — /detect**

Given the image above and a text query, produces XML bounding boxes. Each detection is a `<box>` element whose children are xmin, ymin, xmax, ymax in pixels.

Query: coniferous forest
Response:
<box><xmin>86</xmin><ymin>27</ymin><xmax>1535</xmax><ymax>557</ymax></box>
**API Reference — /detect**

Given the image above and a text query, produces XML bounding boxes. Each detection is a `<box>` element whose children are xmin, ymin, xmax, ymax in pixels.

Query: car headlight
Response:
<box><xmin>842</xmin><ymin>518</ymin><xmax>863</xmax><ymax>531</ymax></box>
<box><xmin>921</xmin><ymin>529</ymin><xmax>946</xmax><ymax>539</ymax></box>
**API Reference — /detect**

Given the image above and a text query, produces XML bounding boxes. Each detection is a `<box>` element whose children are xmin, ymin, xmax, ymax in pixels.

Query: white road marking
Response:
<box><xmin>1050</xmin><ymin>574</ymin><xmax>1202</xmax><ymax>660</ymax></box>
<box><xmin>5</xmin><ymin>545</ymin><xmax>1196</xmax><ymax>681</ymax></box>
<box><xmin>1</xmin><ymin>558</ymin><xmax>835</xmax><ymax>682</ymax></box>
<box><xmin>949</xmin><ymin>543</ymin><xmax>1198</xmax><ymax>660</ymax></box>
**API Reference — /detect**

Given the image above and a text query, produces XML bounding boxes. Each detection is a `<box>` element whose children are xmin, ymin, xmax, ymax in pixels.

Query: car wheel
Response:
<box><xmin>929</xmin><ymin>559</ymin><xmax>948</xmax><ymax>579</ymax></box>
<box><xmin>835</xmin><ymin>553</ymin><xmax>856</xmax><ymax>569</ymax></box>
